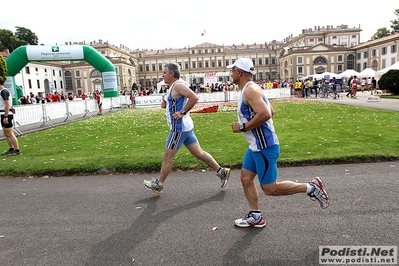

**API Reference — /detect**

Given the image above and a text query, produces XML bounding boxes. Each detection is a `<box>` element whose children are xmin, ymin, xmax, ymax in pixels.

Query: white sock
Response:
<box><xmin>306</xmin><ymin>183</ymin><xmax>314</xmax><ymax>194</ymax></box>
<box><xmin>250</xmin><ymin>210</ymin><xmax>261</xmax><ymax>220</ymax></box>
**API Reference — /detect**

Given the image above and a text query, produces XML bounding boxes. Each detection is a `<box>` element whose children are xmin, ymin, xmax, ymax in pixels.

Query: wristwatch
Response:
<box><xmin>180</xmin><ymin>109</ymin><xmax>187</xmax><ymax>115</ymax></box>
<box><xmin>239</xmin><ymin>123</ymin><xmax>246</xmax><ymax>132</ymax></box>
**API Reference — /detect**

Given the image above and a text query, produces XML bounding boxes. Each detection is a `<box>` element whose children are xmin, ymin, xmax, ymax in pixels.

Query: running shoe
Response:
<box><xmin>9</xmin><ymin>150</ymin><xmax>21</xmax><ymax>156</ymax></box>
<box><xmin>234</xmin><ymin>212</ymin><xmax>266</xmax><ymax>228</ymax></box>
<box><xmin>143</xmin><ymin>178</ymin><xmax>164</xmax><ymax>194</ymax></box>
<box><xmin>1</xmin><ymin>149</ymin><xmax>13</xmax><ymax>155</ymax></box>
<box><xmin>308</xmin><ymin>177</ymin><xmax>330</xmax><ymax>209</ymax></box>
<box><xmin>217</xmin><ymin>167</ymin><xmax>231</xmax><ymax>188</ymax></box>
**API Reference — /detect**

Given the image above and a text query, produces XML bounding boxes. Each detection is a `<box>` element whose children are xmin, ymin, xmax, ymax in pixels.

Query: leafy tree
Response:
<box><xmin>378</xmin><ymin>69</ymin><xmax>399</xmax><ymax>95</ymax></box>
<box><xmin>132</xmin><ymin>82</ymin><xmax>138</xmax><ymax>90</ymax></box>
<box><xmin>390</xmin><ymin>9</ymin><xmax>399</xmax><ymax>33</ymax></box>
<box><xmin>0</xmin><ymin>54</ymin><xmax>7</xmax><ymax>80</ymax></box>
<box><xmin>371</xmin><ymin>28</ymin><xmax>391</xmax><ymax>40</ymax></box>
<box><xmin>0</xmin><ymin>27</ymin><xmax>37</xmax><ymax>53</ymax></box>
<box><xmin>15</xmin><ymin>26</ymin><xmax>38</xmax><ymax>45</ymax></box>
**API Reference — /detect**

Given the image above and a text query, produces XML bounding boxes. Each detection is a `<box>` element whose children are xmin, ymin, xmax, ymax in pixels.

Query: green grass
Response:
<box><xmin>0</xmin><ymin>100</ymin><xmax>398</xmax><ymax>177</ymax></box>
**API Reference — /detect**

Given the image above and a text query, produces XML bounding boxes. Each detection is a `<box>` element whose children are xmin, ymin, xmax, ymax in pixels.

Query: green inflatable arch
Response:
<box><xmin>5</xmin><ymin>45</ymin><xmax>119</xmax><ymax>105</ymax></box>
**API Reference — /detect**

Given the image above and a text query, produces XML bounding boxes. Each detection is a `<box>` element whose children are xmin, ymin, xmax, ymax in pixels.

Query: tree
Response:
<box><xmin>0</xmin><ymin>54</ymin><xmax>7</xmax><ymax>80</ymax></box>
<box><xmin>378</xmin><ymin>70</ymin><xmax>399</xmax><ymax>95</ymax></box>
<box><xmin>0</xmin><ymin>27</ymin><xmax>37</xmax><ymax>53</ymax></box>
<box><xmin>390</xmin><ymin>9</ymin><xmax>399</xmax><ymax>33</ymax></box>
<box><xmin>15</xmin><ymin>26</ymin><xmax>38</xmax><ymax>45</ymax></box>
<box><xmin>370</xmin><ymin>28</ymin><xmax>391</xmax><ymax>41</ymax></box>
<box><xmin>132</xmin><ymin>82</ymin><xmax>138</xmax><ymax>90</ymax></box>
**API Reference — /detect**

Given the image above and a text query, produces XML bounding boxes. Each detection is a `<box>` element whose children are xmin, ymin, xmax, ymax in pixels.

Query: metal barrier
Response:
<box><xmin>11</xmin><ymin>88</ymin><xmax>290</xmax><ymax>133</ymax></box>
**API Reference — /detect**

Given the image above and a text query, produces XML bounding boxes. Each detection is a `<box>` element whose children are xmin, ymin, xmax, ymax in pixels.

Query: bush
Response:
<box><xmin>378</xmin><ymin>69</ymin><xmax>399</xmax><ymax>94</ymax></box>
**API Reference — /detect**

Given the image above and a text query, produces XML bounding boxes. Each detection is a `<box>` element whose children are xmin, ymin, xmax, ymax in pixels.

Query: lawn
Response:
<box><xmin>0</xmin><ymin>99</ymin><xmax>397</xmax><ymax>177</ymax></box>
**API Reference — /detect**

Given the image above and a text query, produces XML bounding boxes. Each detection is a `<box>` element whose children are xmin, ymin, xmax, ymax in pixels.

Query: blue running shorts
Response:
<box><xmin>166</xmin><ymin>129</ymin><xmax>198</xmax><ymax>150</ymax></box>
<box><xmin>242</xmin><ymin>144</ymin><xmax>280</xmax><ymax>185</ymax></box>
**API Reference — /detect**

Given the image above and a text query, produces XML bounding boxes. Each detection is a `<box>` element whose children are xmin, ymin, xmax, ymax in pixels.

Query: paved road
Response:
<box><xmin>1</xmin><ymin>92</ymin><xmax>398</xmax><ymax>265</ymax></box>
<box><xmin>1</xmin><ymin>162</ymin><xmax>398</xmax><ymax>266</ymax></box>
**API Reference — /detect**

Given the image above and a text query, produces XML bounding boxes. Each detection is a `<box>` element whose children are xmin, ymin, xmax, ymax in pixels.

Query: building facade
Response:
<box><xmin>4</xmin><ymin>26</ymin><xmax>399</xmax><ymax>96</ymax></box>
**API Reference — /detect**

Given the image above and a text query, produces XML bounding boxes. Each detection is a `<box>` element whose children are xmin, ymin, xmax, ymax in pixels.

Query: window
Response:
<box><xmin>258</xmin><ymin>59</ymin><xmax>262</xmax><ymax>65</ymax></box>
<box><xmin>92</xmin><ymin>70</ymin><xmax>101</xmax><ymax>77</ymax></box>
<box><xmin>199</xmin><ymin>62</ymin><xmax>203</xmax><ymax>68</ymax></box>
<box><xmin>37</xmin><ymin>80</ymin><xmax>40</xmax><ymax>89</ymax></box>
<box><xmin>60</xmin><ymin>81</ymin><xmax>63</xmax><ymax>89</ymax></box>
<box><xmin>139</xmin><ymin>66</ymin><xmax>143</xmax><ymax>72</ymax></box>
<box><xmin>318</xmin><ymin>38</ymin><xmax>323</xmax><ymax>42</ymax></box>
<box><xmin>298</xmin><ymin>66</ymin><xmax>303</xmax><ymax>74</ymax></box>
<box><xmin>28</xmin><ymin>79</ymin><xmax>32</xmax><ymax>89</ymax></box>
<box><xmin>25</xmin><ymin>66</ymin><xmax>30</xmax><ymax>74</ymax></box>
<box><xmin>314</xmin><ymin>57</ymin><xmax>327</xmax><ymax>64</ymax></box>
<box><xmin>211</xmin><ymin>49</ymin><xmax>214</xmax><ymax>53</ymax></box>
<box><xmin>272</xmin><ymin>58</ymin><xmax>276</xmax><ymax>64</ymax></box>
<box><xmin>191</xmin><ymin>50</ymin><xmax>195</xmax><ymax>54</ymax></box>
<box><xmin>192</xmin><ymin>62</ymin><xmax>196</xmax><ymax>68</ymax></box>
<box><xmin>218</xmin><ymin>60</ymin><xmax>222</xmax><ymax>67</ymax></box>
<box><xmin>332</xmin><ymin>36</ymin><xmax>337</xmax><ymax>39</ymax></box>
<box><xmin>391</xmin><ymin>44</ymin><xmax>397</xmax><ymax>53</ymax></box>
<box><xmin>76</xmin><ymin>79</ymin><xmax>82</xmax><ymax>88</ymax></box>
<box><xmin>381</xmin><ymin>47</ymin><xmax>387</xmax><ymax>55</ymax></box>
<box><xmin>185</xmin><ymin>63</ymin><xmax>189</xmax><ymax>69</ymax></box>
<box><xmin>35</xmin><ymin>68</ymin><xmax>38</xmax><ymax>72</ymax></box>
<box><xmin>338</xmin><ymin>65</ymin><xmax>343</xmax><ymax>72</ymax></box>
<box><xmin>75</xmin><ymin>70</ymin><xmax>80</xmax><ymax>77</ymax></box>
<box><xmin>211</xmin><ymin>62</ymin><xmax>215</xmax><ymax>67</ymax></box>
<box><xmin>363</xmin><ymin>62</ymin><xmax>367</xmax><ymax>69</ymax></box>
<box><xmin>159</xmin><ymin>64</ymin><xmax>162</xmax><ymax>71</ymax></box>
<box><xmin>357</xmin><ymin>53</ymin><xmax>361</xmax><ymax>60</ymax></box>
<box><xmin>309</xmin><ymin>38</ymin><xmax>314</xmax><ymax>42</ymax></box>
<box><xmin>351</xmin><ymin>35</ymin><xmax>356</xmax><ymax>38</ymax></box>
<box><xmin>363</xmin><ymin>51</ymin><xmax>368</xmax><ymax>58</ymax></box>
<box><xmin>205</xmin><ymin>61</ymin><xmax>209</xmax><ymax>68</ymax></box>
<box><xmin>145</xmin><ymin>65</ymin><xmax>149</xmax><ymax>71</ymax></box>
<box><xmin>152</xmin><ymin>64</ymin><xmax>155</xmax><ymax>71</ymax></box>
<box><xmin>265</xmin><ymin>59</ymin><xmax>269</xmax><ymax>65</ymax></box>
<box><xmin>198</xmin><ymin>50</ymin><xmax>202</xmax><ymax>54</ymax></box>
<box><xmin>52</xmin><ymin>70</ymin><xmax>55</xmax><ymax>76</ymax></box>
<box><xmin>297</xmin><ymin>57</ymin><xmax>303</xmax><ymax>64</ymax></box>
<box><xmin>53</xmin><ymin>80</ymin><xmax>57</xmax><ymax>89</ymax></box>
<box><xmin>65</xmin><ymin>71</ymin><xmax>72</xmax><ymax>89</ymax></box>
<box><xmin>347</xmin><ymin>54</ymin><xmax>355</xmax><ymax>70</ymax></box>
<box><xmin>372</xmin><ymin>49</ymin><xmax>376</xmax><ymax>57</ymax></box>
<box><xmin>392</xmin><ymin>57</ymin><xmax>396</xmax><ymax>65</ymax></box>
<box><xmin>225</xmin><ymin>60</ymin><xmax>229</xmax><ymax>66</ymax></box>
<box><xmin>44</xmin><ymin>69</ymin><xmax>47</xmax><ymax>73</ymax></box>
<box><xmin>205</xmin><ymin>49</ymin><xmax>208</xmax><ymax>53</ymax></box>
<box><xmin>338</xmin><ymin>55</ymin><xmax>343</xmax><ymax>61</ymax></box>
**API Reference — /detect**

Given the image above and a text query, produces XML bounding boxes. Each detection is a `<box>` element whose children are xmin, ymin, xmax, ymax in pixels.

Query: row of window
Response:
<box><xmin>23</xmin><ymin>79</ymin><xmax>62</xmax><ymax>90</ymax></box>
<box><xmin>357</xmin><ymin>44</ymin><xmax>397</xmax><ymax>59</ymax></box>
<box><xmin>25</xmin><ymin>66</ymin><xmax>62</xmax><ymax>77</ymax></box>
<box><xmin>139</xmin><ymin>58</ymin><xmax>277</xmax><ymax>72</ymax></box>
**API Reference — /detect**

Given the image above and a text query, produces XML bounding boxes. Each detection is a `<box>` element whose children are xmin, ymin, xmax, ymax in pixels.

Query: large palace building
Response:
<box><xmin>5</xmin><ymin>25</ymin><xmax>399</xmax><ymax>97</ymax></box>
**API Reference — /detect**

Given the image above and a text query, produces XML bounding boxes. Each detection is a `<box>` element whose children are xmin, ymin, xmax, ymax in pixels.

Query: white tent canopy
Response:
<box><xmin>359</xmin><ymin>68</ymin><xmax>376</xmax><ymax>78</ymax></box>
<box><xmin>339</xmin><ymin>69</ymin><xmax>360</xmax><ymax>78</ymax></box>
<box><xmin>376</xmin><ymin>61</ymin><xmax>399</xmax><ymax>77</ymax></box>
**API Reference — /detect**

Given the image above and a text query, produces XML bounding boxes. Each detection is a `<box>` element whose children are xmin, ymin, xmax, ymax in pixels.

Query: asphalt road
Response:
<box><xmin>1</xmin><ymin>161</ymin><xmax>398</xmax><ymax>266</ymax></box>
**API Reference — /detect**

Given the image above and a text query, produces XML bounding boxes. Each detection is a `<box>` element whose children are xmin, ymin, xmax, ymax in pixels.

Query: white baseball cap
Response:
<box><xmin>227</xmin><ymin>58</ymin><xmax>256</xmax><ymax>75</ymax></box>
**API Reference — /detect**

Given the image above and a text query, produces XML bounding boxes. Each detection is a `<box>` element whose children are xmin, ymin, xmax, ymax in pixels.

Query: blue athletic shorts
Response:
<box><xmin>242</xmin><ymin>144</ymin><xmax>280</xmax><ymax>185</ymax></box>
<box><xmin>165</xmin><ymin>129</ymin><xmax>198</xmax><ymax>150</ymax></box>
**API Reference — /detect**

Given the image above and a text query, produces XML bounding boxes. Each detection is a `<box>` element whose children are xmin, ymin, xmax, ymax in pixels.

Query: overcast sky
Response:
<box><xmin>1</xmin><ymin>1</ymin><xmax>397</xmax><ymax>51</ymax></box>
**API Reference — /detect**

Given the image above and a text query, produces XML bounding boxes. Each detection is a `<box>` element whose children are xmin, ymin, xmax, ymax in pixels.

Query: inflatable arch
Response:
<box><xmin>5</xmin><ymin>45</ymin><xmax>118</xmax><ymax>105</ymax></box>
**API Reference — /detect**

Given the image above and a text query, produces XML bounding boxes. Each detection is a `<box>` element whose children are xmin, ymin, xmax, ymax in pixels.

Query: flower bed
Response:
<box><xmin>191</xmin><ymin>102</ymin><xmax>238</xmax><ymax>113</ymax></box>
